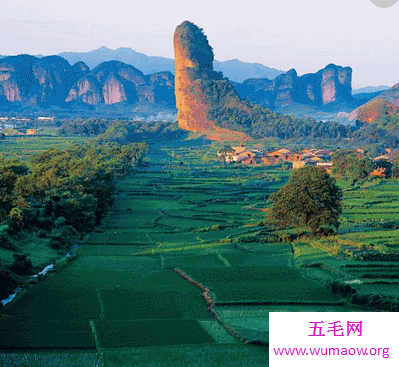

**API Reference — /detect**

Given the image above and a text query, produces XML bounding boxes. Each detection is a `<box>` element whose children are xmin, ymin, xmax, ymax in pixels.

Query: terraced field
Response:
<box><xmin>1</xmin><ymin>144</ymin><xmax>398</xmax><ymax>366</ymax></box>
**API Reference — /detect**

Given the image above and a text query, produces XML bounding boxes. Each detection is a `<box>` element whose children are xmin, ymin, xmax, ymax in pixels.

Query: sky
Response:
<box><xmin>1</xmin><ymin>0</ymin><xmax>399</xmax><ymax>89</ymax></box>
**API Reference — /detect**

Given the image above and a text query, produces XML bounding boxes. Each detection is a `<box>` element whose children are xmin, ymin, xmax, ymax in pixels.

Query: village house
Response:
<box><xmin>261</xmin><ymin>156</ymin><xmax>280</xmax><ymax>166</ymax></box>
<box><xmin>371</xmin><ymin>157</ymin><xmax>393</xmax><ymax>177</ymax></box>
<box><xmin>292</xmin><ymin>160</ymin><xmax>317</xmax><ymax>169</ymax></box>
<box><xmin>316</xmin><ymin>162</ymin><xmax>333</xmax><ymax>173</ymax></box>
<box><xmin>267</xmin><ymin>148</ymin><xmax>294</xmax><ymax>161</ymax></box>
<box><xmin>241</xmin><ymin>156</ymin><xmax>262</xmax><ymax>165</ymax></box>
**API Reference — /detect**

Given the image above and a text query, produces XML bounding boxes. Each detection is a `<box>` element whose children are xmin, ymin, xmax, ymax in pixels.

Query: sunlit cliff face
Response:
<box><xmin>173</xmin><ymin>21</ymin><xmax>215</xmax><ymax>132</ymax></box>
<box><xmin>173</xmin><ymin>21</ymin><xmax>250</xmax><ymax>141</ymax></box>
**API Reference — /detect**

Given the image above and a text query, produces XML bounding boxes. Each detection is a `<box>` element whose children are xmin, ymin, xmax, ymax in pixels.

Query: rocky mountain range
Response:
<box><xmin>0</xmin><ymin>55</ymin><xmax>175</xmax><ymax>109</ymax></box>
<box><xmin>234</xmin><ymin>64</ymin><xmax>353</xmax><ymax>109</ymax></box>
<box><xmin>0</xmin><ymin>48</ymin><xmax>383</xmax><ymax>122</ymax></box>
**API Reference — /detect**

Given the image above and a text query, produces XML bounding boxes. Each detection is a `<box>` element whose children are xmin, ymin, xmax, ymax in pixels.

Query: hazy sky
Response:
<box><xmin>1</xmin><ymin>0</ymin><xmax>399</xmax><ymax>88</ymax></box>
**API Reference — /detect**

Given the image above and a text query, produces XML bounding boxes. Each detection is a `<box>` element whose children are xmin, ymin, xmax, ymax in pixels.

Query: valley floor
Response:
<box><xmin>0</xmin><ymin>143</ymin><xmax>397</xmax><ymax>366</ymax></box>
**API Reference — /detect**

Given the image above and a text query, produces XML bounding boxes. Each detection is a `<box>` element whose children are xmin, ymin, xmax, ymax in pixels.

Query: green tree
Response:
<box><xmin>0</xmin><ymin>156</ymin><xmax>29</xmax><ymax>219</ymax></box>
<box><xmin>268</xmin><ymin>166</ymin><xmax>343</xmax><ymax>235</ymax></box>
<box><xmin>8</xmin><ymin>207</ymin><xmax>24</xmax><ymax>233</ymax></box>
<box><xmin>331</xmin><ymin>150</ymin><xmax>374</xmax><ymax>183</ymax></box>
<box><xmin>392</xmin><ymin>157</ymin><xmax>399</xmax><ymax>179</ymax></box>
<box><xmin>217</xmin><ymin>144</ymin><xmax>234</xmax><ymax>166</ymax></box>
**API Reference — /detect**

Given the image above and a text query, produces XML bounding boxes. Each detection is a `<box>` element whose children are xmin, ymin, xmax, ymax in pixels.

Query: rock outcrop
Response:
<box><xmin>349</xmin><ymin>83</ymin><xmax>399</xmax><ymax>123</ymax></box>
<box><xmin>30</xmin><ymin>56</ymin><xmax>77</xmax><ymax>105</ymax></box>
<box><xmin>66</xmin><ymin>61</ymin><xmax>144</xmax><ymax>105</ymax></box>
<box><xmin>0</xmin><ymin>56</ymin><xmax>175</xmax><ymax>109</ymax></box>
<box><xmin>0</xmin><ymin>55</ymin><xmax>38</xmax><ymax>103</ymax></box>
<box><xmin>174</xmin><ymin>21</ymin><xmax>250</xmax><ymax>140</ymax></box>
<box><xmin>235</xmin><ymin>64</ymin><xmax>353</xmax><ymax>109</ymax></box>
<box><xmin>174</xmin><ymin>21</ymin><xmax>215</xmax><ymax>131</ymax></box>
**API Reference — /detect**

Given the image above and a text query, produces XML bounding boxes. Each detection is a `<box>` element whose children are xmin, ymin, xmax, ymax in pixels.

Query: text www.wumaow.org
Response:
<box><xmin>273</xmin><ymin>346</ymin><xmax>389</xmax><ymax>358</ymax></box>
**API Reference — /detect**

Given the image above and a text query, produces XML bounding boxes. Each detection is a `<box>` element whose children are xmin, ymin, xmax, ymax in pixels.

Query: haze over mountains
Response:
<box><xmin>58</xmin><ymin>47</ymin><xmax>285</xmax><ymax>83</ymax></box>
<box><xmin>0</xmin><ymin>46</ymin><xmax>390</xmax><ymax>121</ymax></box>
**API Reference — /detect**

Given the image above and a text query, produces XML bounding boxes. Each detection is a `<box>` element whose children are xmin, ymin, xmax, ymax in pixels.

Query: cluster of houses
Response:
<box><xmin>218</xmin><ymin>145</ymin><xmax>398</xmax><ymax>177</ymax></box>
<box><xmin>1</xmin><ymin>129</ymin><xmax>37</xmax><ymax>136</ymax></box>
<box><xmin>218</xmin><ymin>145</ymin><xmax>335</xmax><ymax>172</ymax></box>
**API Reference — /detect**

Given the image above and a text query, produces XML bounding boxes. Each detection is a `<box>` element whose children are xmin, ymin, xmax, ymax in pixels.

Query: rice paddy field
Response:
<box><xmin>1</xmin><ymin>141</ymin><xmax>399</xmax><ymax>366</ymax></box>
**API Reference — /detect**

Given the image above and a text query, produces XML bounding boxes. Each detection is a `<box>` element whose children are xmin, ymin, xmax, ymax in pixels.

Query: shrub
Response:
<box><xmin>211</xmin><ymin>224</ymin><xmax>226</xmax><ymax>231</ymax></box>
<box><xmin>36</xmin><ymin>229</ymin><xmax>47</xmax><ymax>238</ymax></box>
<box><xmin>50</xmin><ymin>225</ymin><xmax>80</xmax><ymax>249</ymax></box>
<box><xmin>55</xmin><ymin>256</ymin><xmax>68</xmax><ymax>269</ymax></box>
<box><xmin>0</xmin><ymin>232</ymin><xmax>18</xmax><ymax>251</ymax></box>
<box><xmin>49</xmin><ymin>239</ymin><xmax>64</xmax><ymax>250</ymax></box>
<box><xmin>7</xmin><ymin>208</ymin><xmax>24</xmax><ymax>233</ymax></box>
<box><xmin>54</xmin><ymin>216</ymin><xmax>67</xmax><ymax>227</ymax></box>
<box><xmin>0</xmin><ymin>269</ymin><xmax>18</xmax><ymax>299</ymax></box>
<box><xmin>325</xmin><ymin>280</ymin><xmax>357</xmax><ymax>298</ymax></box>
<box><xmin>9</xmin><ymin>253</ymin><xmax>33</xmax><ymax>275</ymax></box>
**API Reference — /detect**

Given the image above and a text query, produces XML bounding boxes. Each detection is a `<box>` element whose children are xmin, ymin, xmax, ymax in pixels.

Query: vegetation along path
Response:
<box><xmin>0</xmin><ymin>145</ymin><xmax>372</xmax><ymax>366</ymax></box>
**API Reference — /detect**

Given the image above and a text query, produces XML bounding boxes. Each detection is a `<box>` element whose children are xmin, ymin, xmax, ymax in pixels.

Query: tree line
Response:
<box><xmin>1</xmin><ymin>139</ymin><xmax>148</xmax><ymax>236</ymax></box>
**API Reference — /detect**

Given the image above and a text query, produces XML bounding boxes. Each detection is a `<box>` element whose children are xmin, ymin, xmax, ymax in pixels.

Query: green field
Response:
<box><xmin>2</xmin><ymin>140</ymin><xmax>399</xmax><ymax>365</ymax></box>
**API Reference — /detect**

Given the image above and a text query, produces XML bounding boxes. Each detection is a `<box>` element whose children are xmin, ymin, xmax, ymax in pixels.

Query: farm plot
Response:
<box><xmin>99</xmin><ymin>290</ymin><xmax>180</xmax><ymax>320</ymax></box>
<box><xmin>157</xmin><ymin>217</ymin><xmax>224</xmax><ymax>231</ymax></box>
<box><xmin>0</xmin><ymin>318</ymin><xmax>95</xmax><ymax>350</ymax></box>
<box><xmin>92</xmin><ymin>319</ymin><xmax>215</xmax><ymax>348</ymax></box>
<box><xmin>223</xmin><ymin>252</ymin><xmax>291</xmax><ymax>267</ymax></box>
<box><xmin>104</xmin><ymin>211</ymin><xmax>161</xmax><ymax>229</ymax></box>
<box><xmin>99</xmin><ymin>289</ymin><xmax>213</xmax><ymax>321</ymax></box>
<box><xmin>344</xmin><ymin>264</ymin><xmax>399</xmax><ymax>283</ymax></box>
<box><xmin>215</xmin><ymin>304</ymin><xmax>363</xmax><ymax>318</ymax></box>
<box><xmin>3</xmin><ymin>287</ymin><xmax>101</xmax><ymax>321</ymax></box>
<box><xmin>197</xmin><ymin>227</ymin><xmax>254</xmax><ymax>243</ymax></box>
<box><xmin>180</xmin><ymin>267</ymin><xmax>340</xmax><ymax>303</ymax></box>
<box><xmin>147</xmin><ymin>232</ymin><xmax>203</xmax><ymax>247</ymax></box>
<box><xmin>78</xmin><ymin>244</ymin><xmax>150</xmax><ymax>256</ymax></box>
<box><xmin>39</xmin><ymin>255</ymin><xmax>161</xmax><ymax>290</ymax></box>
<box><xmin>117</xmin><ymin>269</ymin><xmax>201</xmax><ymax>294</ymax></box>
<box><xmin>0</xmin><ymin>351</ymin><xmax>97</xmax><ymax>367</ymax></box>
<box><xmin>83</xmin><ymin>230</ymin><xmax>151</xmax><ymax>245</ymax></box>
<box><xmin>246</xmin><ymin>243</ymin><xmax>292</xmax><ymax>253</ymax></box>
<box><xmin>340</xmin><ymin>229</ymin><xmax>399</xmax><ymax>249</ymax></box>
<box><xmin>161</xmin><ymin>209</ymin><xmax>231</xmax><ymax>224</ymax></box>
<box><xmin>112</xmin><ymin>195</ymin><xmax>190</xmax><ymax>212</ymax></box>
<box><xmin>101</xmin><ymin>344</ymin><xmax>268</xmax><ymax>367</ymax></box>
<box><xmin>162</xmin><ymin>254</ymin><xmax>225</xmax><ymax>268</ymax></box>
<box><xmin>351</xmin><ymin>283</ymin><xmax>399</xmax><ymax>298</ymax></box>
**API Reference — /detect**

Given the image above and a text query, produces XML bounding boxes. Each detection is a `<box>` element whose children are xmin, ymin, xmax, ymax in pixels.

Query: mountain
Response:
<box><xmin>174</xmin><ymin>20</ymin><xmax>249</xmax><ymax>140</ymax></box>
<box><xmin>352</xmin><ymin>85</ymin><xmax>389</xmax><ymax>95</ymax></box>
<box><xmin>0</xmin><ymin>55</ymin><xmax>80</xmax><ymax>105</ymax></box>
<box><xmin>58</xmin><ymin>47</ymin><xmax>284</xmax><ymax>83</ymax></box>
<box><xmin>234</xmin><ymin>64</ymin><xmax>354</xmax><ymax>110</ymax></box>
<box><xmin>0</xmin><ymin>55</ymin><xmax>175</xmax><ymax>109</ymax></box>
<box><xmin>214</xmin><ymin>59</ymin><xmax>283</xmax><ymax>82</ymax></box>
<box><xmin>349</xmin><ymin>83</ymin><xmax>399</xmax><ymax>123</ymax></box>
<box><xmin>66</xmin><ymin>60</ymin><xmax>175</xmax><ymax>107</ymax></box>
<box><xmin>173</xmin><ymin>21</ymin><xmax>365</xmax><ymax>142</ymax></box>
<box><xmin>59</xmin><ymin>47</ymin><xmax>175</xmax><ymax>77</ymax></box>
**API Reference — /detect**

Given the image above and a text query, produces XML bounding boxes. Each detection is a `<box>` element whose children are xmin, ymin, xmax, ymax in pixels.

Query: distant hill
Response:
<box><xmin>352</xmin><ymin>85</ymin><xmax>389</xmax><ymax>95</ymax></box>
<box><xmin>58</xmin><ymin>46</ymin><xmax>284</xmax><ymax>83</ymax></box>
<box><xmin>349</xmin><ymin>83</ymin><xmax>399</xmax><ymax>122</ymax></box>
<box><xmin>214</xmin><ymin>59</ymin><xmax>283</xmax><ymax>82</ymax></box>
<box><xmin>59</xmin><ymin>47</ymin><xmax>175</xmax><ymax>76</ymax></box>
